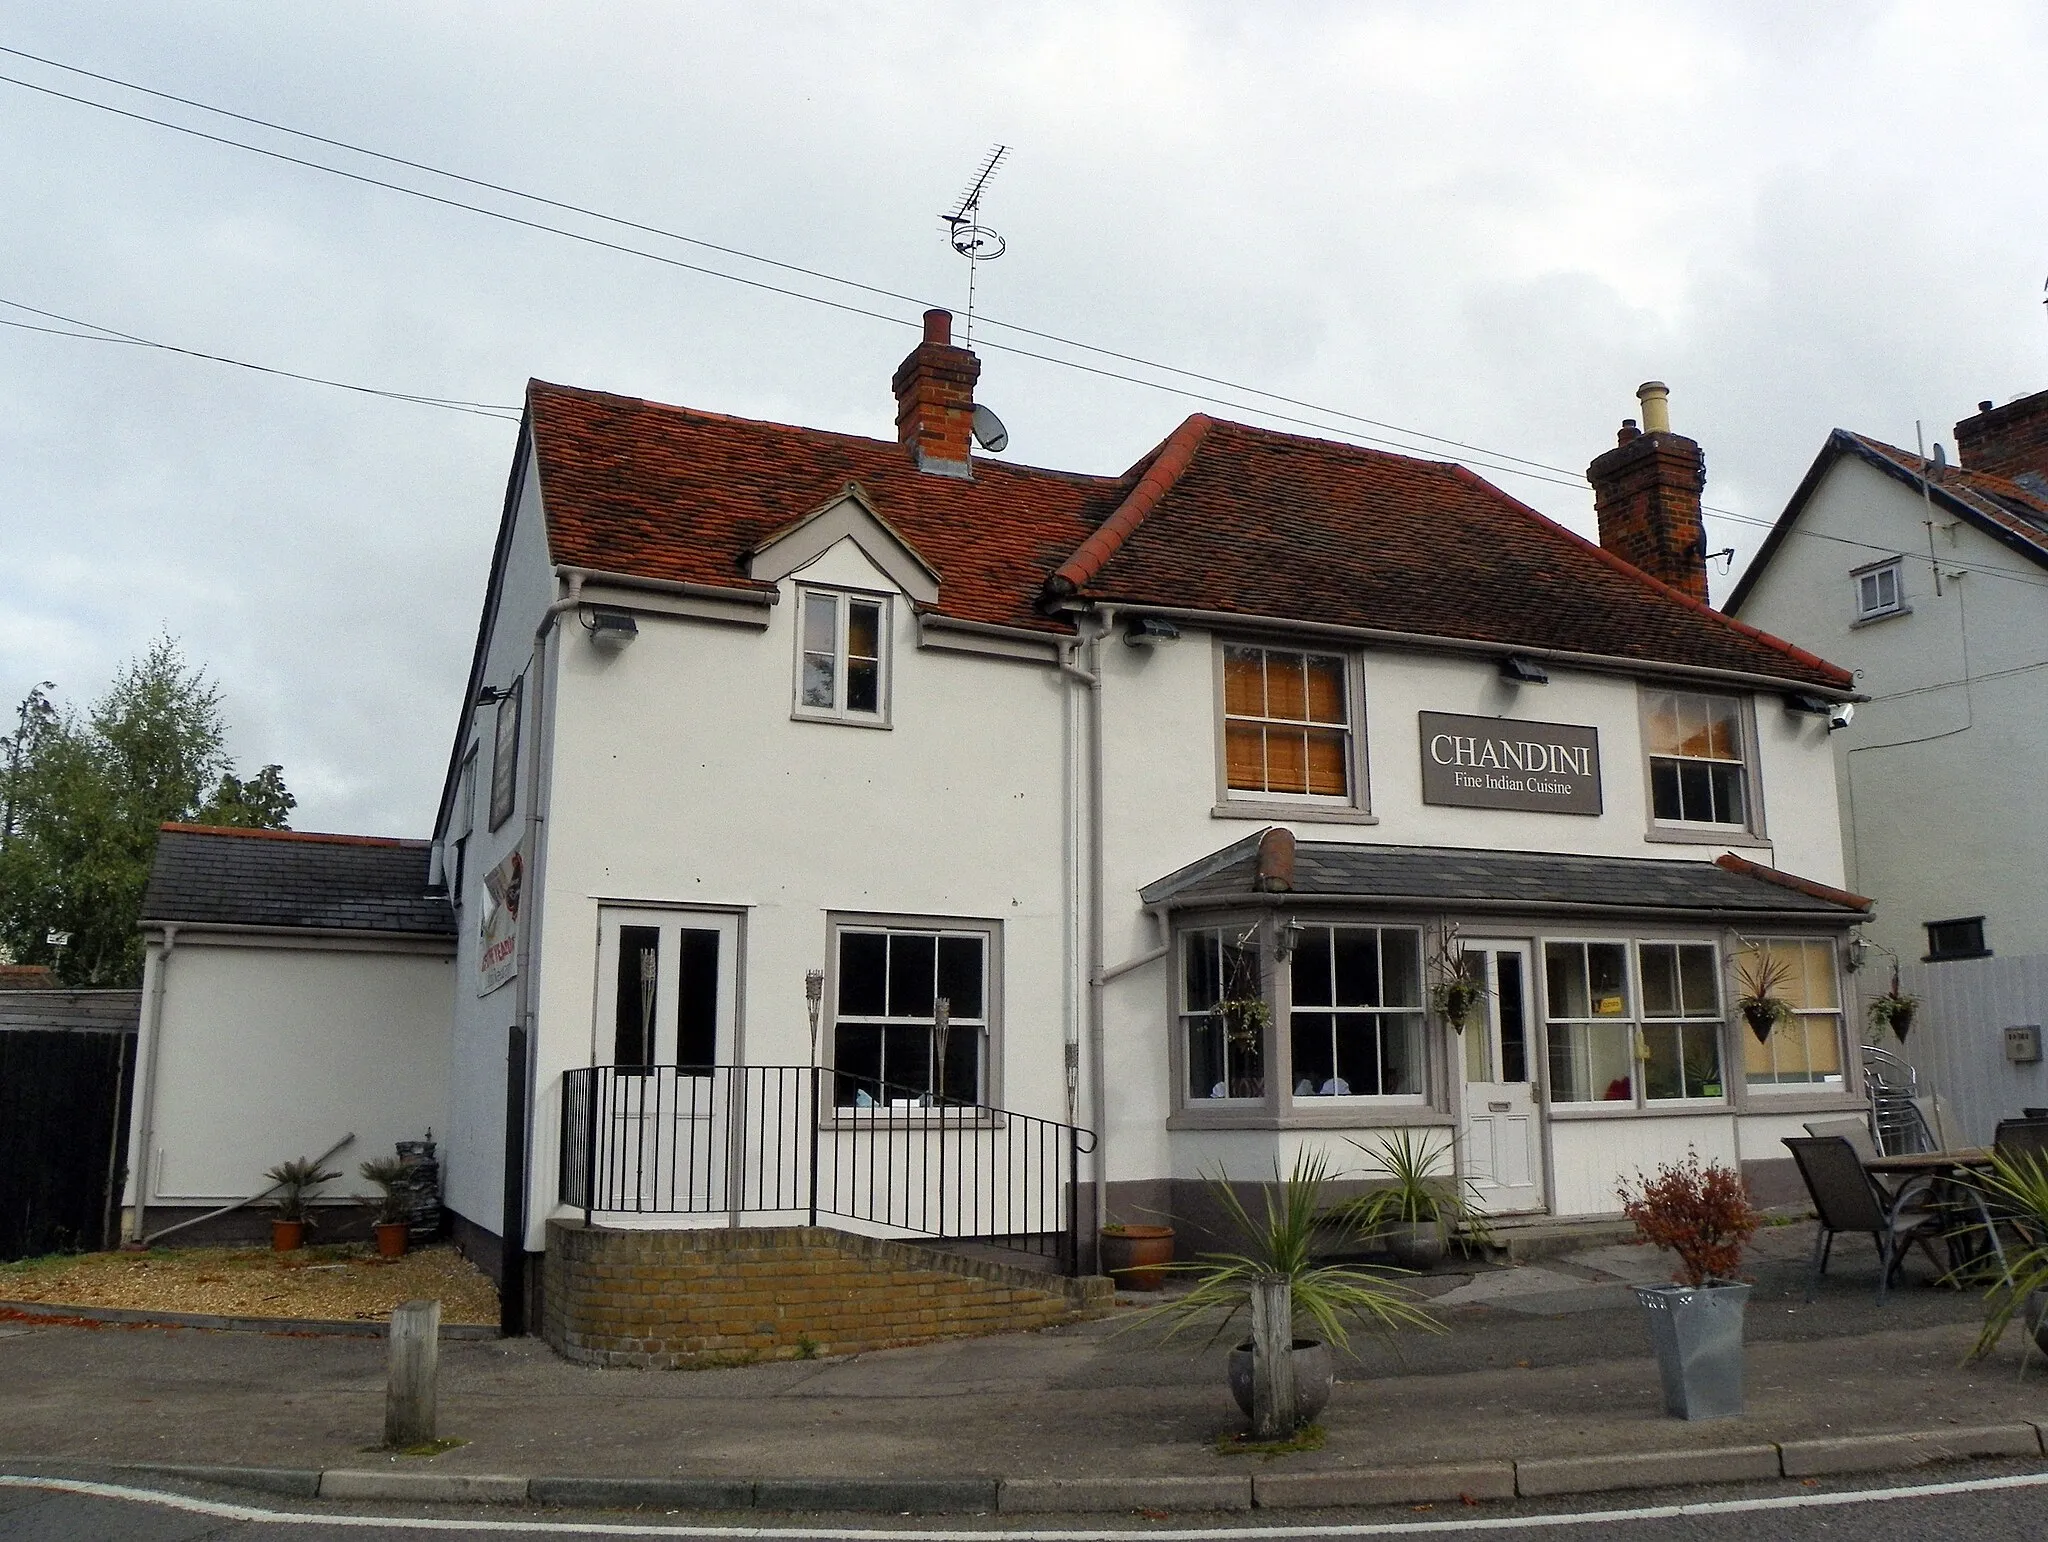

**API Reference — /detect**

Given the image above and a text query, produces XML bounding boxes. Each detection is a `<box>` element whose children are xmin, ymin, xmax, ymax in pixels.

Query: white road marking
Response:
<box><xmin>2</xmin><ymin>1468</ymin><xmax>2047</xmax><ymax>1538</ymax></box>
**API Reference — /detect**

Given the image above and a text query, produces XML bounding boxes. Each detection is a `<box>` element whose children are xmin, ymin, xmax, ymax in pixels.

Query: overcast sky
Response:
<box><xmin>3</xmin><ymin>2</ymin><xmax>2044</xmax><ymax>837</ymax></box>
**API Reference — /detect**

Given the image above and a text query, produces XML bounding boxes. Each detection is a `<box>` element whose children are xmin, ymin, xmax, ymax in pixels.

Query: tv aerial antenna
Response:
<box><xmin>941</xmin><ymin>144</ymin><xmax>1009</xmax><ymax>352</ymax></box>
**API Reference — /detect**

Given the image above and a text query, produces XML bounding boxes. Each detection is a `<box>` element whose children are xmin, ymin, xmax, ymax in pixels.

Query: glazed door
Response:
<box><xmin>1458</xmin><ymin>940</ymin><xmax>1546</xmax><ymax>1216</ymax></box>
<box><xmin>594</xmin><ymin>909</ymin><xmax>739</xmax><ymax>1211</ymax></box>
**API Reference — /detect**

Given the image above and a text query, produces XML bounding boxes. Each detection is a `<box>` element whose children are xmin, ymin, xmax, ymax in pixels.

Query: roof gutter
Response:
<box><xmin>137</xmin><ymin>920</ymin><xmax>455</xmax><ymax>946</ymax></box>
<box><xmin>1154</xmin><ymin>891</ymin><xmax>1869</xmax><ymax>924</ymax></box>
<box><xmin>560</xmin><ymin>565</ymin><xmax>777</xmax><ymax>608</ymax></box>
<box><xmin>1058</xmin><ymin>600</ymin><xmax>1868</xmax><ymax>702</ymax></box>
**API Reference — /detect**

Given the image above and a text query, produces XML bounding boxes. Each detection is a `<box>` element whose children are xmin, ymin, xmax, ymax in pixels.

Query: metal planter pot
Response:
<box><xmin>1634</xmin><ymin>1282</ymin><xmax>1749</xmax><ymax>1420</ymax></box>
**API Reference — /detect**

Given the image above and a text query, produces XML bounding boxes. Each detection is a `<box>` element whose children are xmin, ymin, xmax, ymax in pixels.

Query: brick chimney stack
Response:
<box><xmin>1955</xmin><ymin>387</ymin><xmax>2048</xmax><ymax>493</ymax></box>
<box><xmin>892</xmin><ymin>308</ymin><xmax>980</xmax><ymax>479</ymax></box>
<box><xmin>1586</xmin><ymin>381</ymin><xmax>1709</xmax><ymax>604</ymax></box>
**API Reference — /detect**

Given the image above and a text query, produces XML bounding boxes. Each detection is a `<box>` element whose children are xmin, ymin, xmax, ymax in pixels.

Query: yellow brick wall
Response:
<box><xmin>542</xmin><ymin>1223</ymin><xmax>1113</xmax><ymax>1368</ymax></box>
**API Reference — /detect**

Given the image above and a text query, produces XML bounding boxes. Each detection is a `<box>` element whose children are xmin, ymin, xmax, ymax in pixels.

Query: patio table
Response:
<box><xmin>1865</xmin><ymin>1148</ymin><xmax>2008</xmax><ymax>1285</ymax></box>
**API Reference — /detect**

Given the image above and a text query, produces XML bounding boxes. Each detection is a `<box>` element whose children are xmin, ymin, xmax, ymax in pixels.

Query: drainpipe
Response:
<box><xmin>1059</xmin><ymin>606</ymin><xmax>1115</xmax><ymax>1260</ymax></box>
<box><xmin>501</xmin><ymin>568</ymin><xmax>584</xmax><ymax>1324</ymax></box>
<box><xmin>122</xmin><ymin>923</ymin><xmax>176</xmax><ymax>1244</ymax></box>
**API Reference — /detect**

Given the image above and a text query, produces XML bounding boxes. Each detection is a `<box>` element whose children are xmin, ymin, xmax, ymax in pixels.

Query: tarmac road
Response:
<box><xmin>5</xmin><ymin>1466</ymin><xmax>2048</xmax><ymax>1542</ymax></box>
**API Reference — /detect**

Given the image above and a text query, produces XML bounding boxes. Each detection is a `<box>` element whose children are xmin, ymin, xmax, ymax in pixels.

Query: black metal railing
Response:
<box><xmin>558</xmin><ymin>1064</ymin><xmax>1095</xmax><ymax>1273</ymax></box>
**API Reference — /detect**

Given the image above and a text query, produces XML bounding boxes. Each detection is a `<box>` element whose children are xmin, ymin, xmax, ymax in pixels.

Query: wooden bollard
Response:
<box><xmin>1249</xmin><ymin>1277</ymin><xmax>1296</xmax><ymax>1441</ymax></box>
<box><xmin>385</xmin><ymin>1298</ymin><xmax>440</xmax><ymax>1449</ymax></box>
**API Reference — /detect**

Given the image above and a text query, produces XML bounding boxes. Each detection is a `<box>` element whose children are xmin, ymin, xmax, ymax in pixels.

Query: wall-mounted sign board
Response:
<box><xmin>1418</xmin><ymin>711</ymin><xmax>1603</xmax><ymax>816</ymax></box>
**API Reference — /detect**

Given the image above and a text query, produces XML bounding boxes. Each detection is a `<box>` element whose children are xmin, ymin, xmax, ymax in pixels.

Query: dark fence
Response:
<box><xmin>0</xmin><ymin>1028</ymin><xmax>135</xmax><ymax>1260</ymax></box>
<box><xmin>559</xmin><ymin>1064</ymin><xmax>1094</xmax><ymax>1273</ymax></box>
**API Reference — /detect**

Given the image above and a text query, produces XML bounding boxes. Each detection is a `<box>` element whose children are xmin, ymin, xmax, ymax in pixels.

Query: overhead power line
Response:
<box><xmin>0</xmin><ymin>299</ymin><xmax>521</xmax><ymax>421</ymax></box>
<box><xmin>4</xmin><ymin>46</ymin><xmax>2046</xmax><ymax>591</ymax></box>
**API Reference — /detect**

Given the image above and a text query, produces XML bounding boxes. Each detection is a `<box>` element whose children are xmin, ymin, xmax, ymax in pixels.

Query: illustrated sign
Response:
<box><xmin>477</xmin><ymin>844</ymin><xmax>524</xmax><ymax>996</ymax></box>
<box><xmin>1418</xmin><ymin>711</ymin><xmax>1602</xmax><ymax>816</ymax></box>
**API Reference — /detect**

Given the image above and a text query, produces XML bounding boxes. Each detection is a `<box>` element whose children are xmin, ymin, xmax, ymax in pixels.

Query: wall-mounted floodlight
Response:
<box><xmin>1125</xmin><ymin>616</ymin><xmax>1181</xmax><ymax>648</ymax></box>
<box><xmin>582</xmin><ymin>609</ymin><xmax>638</xmax><ymax>653</ymax></box>
<box><xmin>474</xmin><ymin>684</ymin><xmax>511</xmax><ymax>707</ymax></box>
<box><xmin>1499</xmin><ymin>655</ymin><xmax>1549</xmax><ymax>685</ymax></box>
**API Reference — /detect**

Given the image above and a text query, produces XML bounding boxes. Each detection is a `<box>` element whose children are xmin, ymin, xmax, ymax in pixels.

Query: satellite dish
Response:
<box><xmin>971</xmin><ymin>403</ymin><xmax>1009</xmax><ymax>453</ymax></box>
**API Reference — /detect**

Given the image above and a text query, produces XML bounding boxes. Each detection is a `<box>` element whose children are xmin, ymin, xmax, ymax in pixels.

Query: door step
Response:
<box><xmin>1460</xmin><ymin>1213</ymin><xmax>1638</xmax><ymax>1263</ymax></box>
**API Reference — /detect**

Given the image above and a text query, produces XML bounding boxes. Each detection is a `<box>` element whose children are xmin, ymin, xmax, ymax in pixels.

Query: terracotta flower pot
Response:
<box><xmin>271</xmin><ymin>1219</ymin><xmax>305</xmax><ymax>1252</ymax></box>
<box><xmin>1099</xmin><ymin>1225</ymin><xmax>1175</xmax><ymax>1290</ymax></box>
<box><xmin>374</xmin><ymin>1221</ymin><xmax>410</xmax><ymax>1259</ymax></box>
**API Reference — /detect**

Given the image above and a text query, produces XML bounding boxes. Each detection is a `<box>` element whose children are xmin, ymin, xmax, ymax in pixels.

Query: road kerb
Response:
<box><xmin>1780</xmin><ymin>1425</ymin><xmax>2042</xmax><ymax>1477</ymax></box>
<box><xmin>1515</xmin><ymin>1445</ymin><xmax>1781</xmax><ymax>1497</ymax></box>
<box><xmin>752</xmin><ymin>1477</ymin><xmax>998</xmax><ymax>1513</ymax></box>
<box><xmin>317</xmin><ymin>1470</ymin><xmax>529</xmax><ymax>1503</ymax></box>
<box><xmin>1254</xmin><ymin>1463</ymin><xmax>1516</xmax><ymax>1508</ymax></box>
<box><xmin>999</xmin><ymin>1476</ymin><xmax>1253</xmax><ymax>1513</ymax></box>
<box><xmin>528</xmin><ymin>1475</ymin><xmax>757</xmax><ymax>1510</ymax></box>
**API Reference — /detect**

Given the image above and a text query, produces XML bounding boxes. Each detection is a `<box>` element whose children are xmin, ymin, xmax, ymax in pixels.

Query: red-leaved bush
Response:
<box><xmin>1617</xmin><ymin>1150</ymin><xmax>1760</xmax><ymax>1287</ymax></box>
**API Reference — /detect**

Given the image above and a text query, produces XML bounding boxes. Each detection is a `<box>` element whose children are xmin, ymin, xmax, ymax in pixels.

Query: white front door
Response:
<box><xmin>594</xmin><ymin>909</ymin><xmax>740</xmax><ymax>1211</ymax></box>
<box><xmin>1458</xmin><ymin>940</ymin><xmax>1546</xmax><ymax>1216</ymax></box>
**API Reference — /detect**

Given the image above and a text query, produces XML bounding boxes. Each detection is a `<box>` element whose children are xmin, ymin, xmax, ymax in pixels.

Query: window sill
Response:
<box><xmin>1736</xmin><ymin>1089</ymin><xmax>1859</xmax><ymax>1114</ymax></box>
<box><xmin>1549</xmin><ymin>1101</ymin><xmax>1731</xmax><ymax>1119</ymax></box>
<box><xmin>792</xmin><ymin>710</ymin><xmax>893</xmax><ymax>731</ymax></box>
<box><xmin>1924</xmin><ymin>951</ymin><xmax>1993</xmax><ymax>964</ymax></box>
<box><xmin>1850</xmin><ymin>606</ymin><xmax>1912</xmax><ymax>629</ymax></box>
<box><xmin>1642</xmin><ymin>825</ymin><xmax>1770</xmax><ymax>849</ymax></box>
<box><xmin>1213</xmin><ymin>801</ymin><xmax>1378</xmax><ymax>825</ymax></box>
<box><xmin>1169</xmin><ymin>1106</ymin><xmax>1451</xmax><ymax>1131</ymax></box>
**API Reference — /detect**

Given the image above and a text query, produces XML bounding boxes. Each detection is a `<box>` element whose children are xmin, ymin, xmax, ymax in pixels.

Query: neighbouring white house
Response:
<box><xmin>120</xmin><ymin>824</ymin><xmax>454</xmax><ymax>1244</ymax></box>
<box><xmin>1727</xmin><ymin>384</ymin><xmax>2048</xmax><ymax>1145</ymax></box>
<box><xmin>431</xmin><ymin>314</ymin><xmax>1872</xmax><ymax>1328</ymax></box>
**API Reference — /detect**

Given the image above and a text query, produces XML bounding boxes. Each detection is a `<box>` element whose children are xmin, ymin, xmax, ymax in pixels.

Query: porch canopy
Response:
<box><xmin>1141</xmin><ymin>828</ymin><xmax>1871</xmax><ymax>924</ymax></box>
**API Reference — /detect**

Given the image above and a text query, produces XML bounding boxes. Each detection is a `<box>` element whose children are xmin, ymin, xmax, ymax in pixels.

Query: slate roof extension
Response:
<box><xmin>142</xmin><ymin>824</ymin><xmax>453</xmax><ymax>937</ymax></box>
<box><xmin>525</xmin><ymin>381</ymin><xmax>1852</xmax><ymax>692</ymax></box>
<box><xmin>1141</xmin><ymin>833</ymin><xmax>1869</xmax><ymax>921</ymax></box>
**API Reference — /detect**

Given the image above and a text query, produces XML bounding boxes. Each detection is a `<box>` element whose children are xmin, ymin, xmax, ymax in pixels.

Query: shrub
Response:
<box><xmin>1618</xmin><ymin>1150</ymin><xmax>1759</xmax><ymax>1287</ymax></box>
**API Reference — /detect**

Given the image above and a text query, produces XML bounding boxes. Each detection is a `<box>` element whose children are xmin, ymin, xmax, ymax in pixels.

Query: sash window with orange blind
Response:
<box><xmin>1222</xmin><ymin>646</ymin><xmax>1352</xmax><ymax>802</ymax></box>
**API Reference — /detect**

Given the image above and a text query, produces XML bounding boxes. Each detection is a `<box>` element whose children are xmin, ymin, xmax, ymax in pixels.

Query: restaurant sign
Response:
<box><xmin>1418</xmin><ymin>711</ymin><xmax>1602</xmax><ymax>816</ymax></box>
<box><xmin>477</xmin><ymin>844</ymin><xmax>524</xmax><ymax>997</ymax></box>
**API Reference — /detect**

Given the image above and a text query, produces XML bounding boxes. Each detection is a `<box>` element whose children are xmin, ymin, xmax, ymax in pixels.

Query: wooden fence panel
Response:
<box><xmin>0</xmin><ymin>1029</ymin><xmax>133</xmax><ymax>1260</ymax></box>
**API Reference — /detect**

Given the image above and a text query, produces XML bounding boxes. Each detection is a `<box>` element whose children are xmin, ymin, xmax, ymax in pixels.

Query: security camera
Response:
<box><xmin>1827</xmin><ymin>702</ymin><xmax>1855</xmax><ymax>732</ymax></box>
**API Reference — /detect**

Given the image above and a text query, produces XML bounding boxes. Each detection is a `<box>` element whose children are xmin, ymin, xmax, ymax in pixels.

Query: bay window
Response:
<box><xmin>1288</xmin><ymin>925</ymin><xmax>1424</xmax><ymax>1099</ymax></box>
<box><xmin>1545</xmin><ymin>939</ymin><xmax>1727</xmax><ymax>1106</ymax></box>
<box><xmin>1738</xmin><ymin>938</ymin><xmax>1845</xmax><ymax>1090</ymax></box>
<box><xmin>1182</xmin><ymin>926</ymin><xmax>1264</xmax><ymax>1101</ymax></box>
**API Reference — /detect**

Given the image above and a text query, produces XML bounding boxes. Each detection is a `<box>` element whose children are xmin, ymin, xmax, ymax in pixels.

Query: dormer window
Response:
<box><xmin>795</xmin><ymin>587</ymin><xmax>889</xmax><ymax>726</ymax></box>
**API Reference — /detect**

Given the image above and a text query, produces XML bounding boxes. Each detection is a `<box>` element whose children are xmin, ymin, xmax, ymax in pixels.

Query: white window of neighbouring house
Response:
<box><xmin>1643</xmin><ymin>690</ymin><xmax>1751</xmax><ymax>829</ymax></box>
<box><xmin>1288</xmin><ymin>925</ymin><xmax>1426</xmax><ymax>1100</ymax></box>
<box><xmin>1854</xmin><ymin>559</ymin><xmax>1905</xmax><ymax>622</ymax></box>
<box><xmin>1220</xmin><ymin>645</ymin><xmax>1356</xmax><ymax>805</ymax></box>
<box><xmin>796</xmin><ymin>587</ymin><xmax>888</xmax><ymax>724</ymax></box>
<box><xmin>1738</xmin><ymin>938</ymin><xmax>1845</xmax><ymax>1089</ymax></box>
<box><xmin>1182</xmin><ymin>925</ymin><xmax>1265</xmax><ymax>1101</ymax></box>
<box><xmin>831</xmin><ymin>921</ymin><xmax>991</xmax><ymax>1107</ymax></box>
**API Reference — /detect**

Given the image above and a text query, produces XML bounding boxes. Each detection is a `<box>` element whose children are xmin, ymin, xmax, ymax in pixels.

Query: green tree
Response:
<box><xmin>0</xmin><ymin>637</ymin><xmax>295</xmax><ymax>985</ymax></box>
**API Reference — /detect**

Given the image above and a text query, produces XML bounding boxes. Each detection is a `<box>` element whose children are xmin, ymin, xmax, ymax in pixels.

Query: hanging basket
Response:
<box><xmin>1742</xmin><ymin>1005</ymin><xmax>1779</xmax><ymax>1045</ymax></box>
<box><xmin>1884</xmin><ymin>1002</ymin><xmax>1915</xmax><ymax>1042</ymax></box>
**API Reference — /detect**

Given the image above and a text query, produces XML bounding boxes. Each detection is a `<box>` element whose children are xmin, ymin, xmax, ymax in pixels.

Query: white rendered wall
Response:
<box><xmin>521</xmin><ymin>537</ymin><xmax>1071</xmax><ymax>1250</ymax></box>
<box><xmin>1736</xmin><ymin>453</ymin><xmax>2048</xmax><ymax>1137</ymax></box>
<box><xmin>443</xmin><ymin>439</ymin><xmax>559</xmax><ymax>1237</ymax></box>
<box><xmin>137</xmin><ymin>939</ymin><xmax>451</xmax><ymax>1204</ymax></box>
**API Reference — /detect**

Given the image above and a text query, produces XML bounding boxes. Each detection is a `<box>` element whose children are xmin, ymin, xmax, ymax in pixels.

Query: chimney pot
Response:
<box><xmin>923</xmin><ymin>308</ymin><xmax>953</xmax><ymax>346</ymax></box>
<box><xmin>1637</xmin><ymin>381</ymin><xmax>1672</xmax><ymax>435</ymax></box>
<box><xmin>1617</xmin><ymin>418</ymin><xmax>1641</xmax><ymax>446</ymax></box>
<box><xmin>1980</xmin><ymin>400</ymin><xmax>1996</xmax><ymax>413</ymax></box>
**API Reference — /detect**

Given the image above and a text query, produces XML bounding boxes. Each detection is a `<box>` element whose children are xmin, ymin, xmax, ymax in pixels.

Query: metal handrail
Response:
<box><xmin>559</xmin><ymin>1064</ymin><xmax>1095</xmax><ymax>1274</ymax></box>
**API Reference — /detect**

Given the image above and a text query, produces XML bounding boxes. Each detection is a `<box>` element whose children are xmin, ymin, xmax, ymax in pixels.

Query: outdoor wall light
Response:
<box><xmin>1499</xmin><ymin>654</ymin><xmax>1549</xmax><ymax>685</ymax></box>
<box><xmin>1275</xmin><ymin>918</ymin><xmax>1305</xmax><ymax>961</ymax></box>
<box><xmin>582</xmin><ymin>608</ymin><xmax>639</xmax><ymax>653</ymax></box>
<box><xmin>474</xmin><ymin>684</ymin><xmax>511</xmax><ymax>707</ymax></box>
<box><xmin>1124</xmin><ymin>616</ymin><xmax>1181</xmax><ymax>647</ymax></box>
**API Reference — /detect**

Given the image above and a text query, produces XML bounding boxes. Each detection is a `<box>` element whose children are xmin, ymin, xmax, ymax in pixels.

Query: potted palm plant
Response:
<box><xmin>360</xmin><ymin>1155</ymin><xmax>412</xmax><ymax>1258</ymax></box>
<box><xmin>1619</xmin><ymin>1150</ymin><xmax>1760</xmax><ymax>1420</ymax></box>
<box><xmin>1966</xmin><ymin>1148</ymin><xmax>2048</xmax><ymax>1365</ymax></box>
<box><xmin>1734</xmin><ymin>948</ymin><xmax>1795</xmax><ymax>1045</ymax></box>
<box><xmin>1344</xmin><ymin>1128</ymin><xmax>1487</xmax><ymax>1270</ymax></box>
<box><xmin>264</xmin><ymin>1156</ymin><xmax>339</xmax><ymax>1252</ymax></box>
<box><xmin>1137</xmin><ymin>1151</ymin><xmax>1439</xmax><ymax>1438</ymax></box>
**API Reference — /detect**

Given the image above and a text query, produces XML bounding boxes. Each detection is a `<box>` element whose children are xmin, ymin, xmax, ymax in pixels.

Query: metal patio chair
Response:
<box><xmin>1783</xmin><ymin>1135</ymin><xmax>1944</xmax><ymax>1304</ymax></box>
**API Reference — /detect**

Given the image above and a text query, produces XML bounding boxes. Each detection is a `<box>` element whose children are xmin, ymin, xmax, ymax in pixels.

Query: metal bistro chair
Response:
<box><xmin>1862</xmin><ymin>1045</ymin><xmax>1938</xmax><ymax>1155</ymax></box>
<box><xmin>1784</xmin><ymin>1135</ymin><xmax>1945</xmax><ymax>1304</ymax></box>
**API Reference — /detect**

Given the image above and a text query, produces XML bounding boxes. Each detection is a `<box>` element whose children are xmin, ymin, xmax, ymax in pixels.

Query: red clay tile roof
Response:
<box><xmin>530</xmin><ymin>382</ymin><xmax>1120</xmax><ymax>635</ymax></box>
<box><xmin>527</xmin><ymin>381</ymin><xmax>1850</xmax><ymax>688</ymax></box>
